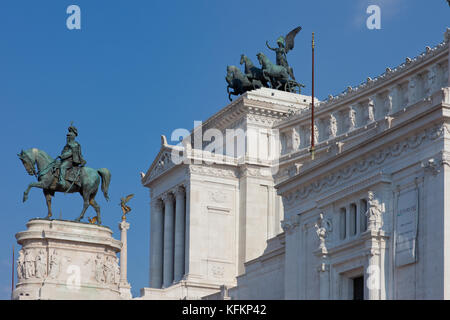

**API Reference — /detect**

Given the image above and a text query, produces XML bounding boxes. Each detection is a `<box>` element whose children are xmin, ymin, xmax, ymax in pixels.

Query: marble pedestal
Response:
<box><xmin>13</xmin><ymin>219</ymin><xmax>124</xmax><ymax>300</ymax></box>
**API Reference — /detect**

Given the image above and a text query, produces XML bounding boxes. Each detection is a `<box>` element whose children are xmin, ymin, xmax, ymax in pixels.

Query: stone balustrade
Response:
<box><xmin>278</xmin><ymin>30</ymin><xmax>449</xmax><ymax>156</ymax></box>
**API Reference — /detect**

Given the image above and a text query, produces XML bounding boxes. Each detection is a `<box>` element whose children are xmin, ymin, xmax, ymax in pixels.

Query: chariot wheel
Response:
<box><xmin>284</xmin><ymin>80</ymin><xmax>298</xmax><ymax>94</ymax></box>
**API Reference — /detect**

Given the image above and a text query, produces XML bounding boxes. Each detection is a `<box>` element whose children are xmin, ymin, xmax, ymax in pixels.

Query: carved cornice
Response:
<box><xmin>200</xmin><ymin>94</ymin><xmax>293</xmax><ymax>134</ymax></box>
<box><xmin>284</xmin><ymin>123</ymin><xmax>450</xmax><ymax>207</ymax></box>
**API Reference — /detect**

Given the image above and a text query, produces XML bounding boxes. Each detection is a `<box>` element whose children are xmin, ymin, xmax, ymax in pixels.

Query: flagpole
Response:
<box><xmin>310</xmin><ymin>32</ymin><xmax>315</xmax><ymax>160</ymax></box>
<box><xmin>11</xmin><ymin>245</ymin><xmax>14</xmax><ymax>300</ymax></box>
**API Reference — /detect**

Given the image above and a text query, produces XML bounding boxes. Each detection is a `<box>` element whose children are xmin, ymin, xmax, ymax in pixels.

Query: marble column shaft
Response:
<box><xmin>150</xmin><ymin>199</ymin><xmax>163</xmax><ymax>288</ymax></box>
<box><xmin>163</xmin><ymin>193</ymin><xmax>175</xmax><ymax>287</ymax></box>
<box><xmin>119</xmin><ymin>220</ymin><xmax>130</xmax><ymax>286</ymax></box>
<box><xmin>174</xmin><ymin>187</ymin><xmax>186</xmax><ymax>282</ymax></box>
<box><xmin>366</xmin><ymin>251</ymin><xmax>380</xmax><ymax>300</ymax></box>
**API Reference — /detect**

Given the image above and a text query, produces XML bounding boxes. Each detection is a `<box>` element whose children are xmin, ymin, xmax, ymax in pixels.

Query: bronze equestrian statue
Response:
<box><xmin>18</xmin><ymin>124</ymin><xmax>111</xmax><ymax>224</ymax></box>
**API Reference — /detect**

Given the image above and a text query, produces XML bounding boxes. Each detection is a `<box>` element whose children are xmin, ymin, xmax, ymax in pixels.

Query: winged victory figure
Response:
<box><xmin>266</xmin><ymin>26</ymin><xmax>302</xmax><ymax>80</ymax></box>
<box><xmin>120</xmin><ymin>194</ymin><xmax>134</xmax><ymax>220</ymax></box>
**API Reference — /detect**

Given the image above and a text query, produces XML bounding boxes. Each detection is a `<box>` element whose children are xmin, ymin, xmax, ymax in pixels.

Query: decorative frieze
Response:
<box><xmin>284</xmin><ymin>123</ymin><xmax>450</xmax><ymax>207</ymax></box>
<box><xmin>13</xmin><ymin>219</ymin><xmax>123</xmax><ymax>300</ymax></box>
<box><xmin>189</xmin><ymin>165</ymin><xmax>239</xmax><ymax>178</ymax></box>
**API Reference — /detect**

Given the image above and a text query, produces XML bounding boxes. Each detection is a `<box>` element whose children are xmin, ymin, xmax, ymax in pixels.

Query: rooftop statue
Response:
<box><xmin>225</xmin><ymin>26</ymin><xmax>305</xmax><ymax>100</ymax></box>
<box><xmin>18</xmin><ymin>124</ymin><xmax>111</xmax><ymax>224</ymax></box>
<box><xmin>266</xmin><ymin>26</ymin><xmax>302</xmax><ymax>80</ymax></box>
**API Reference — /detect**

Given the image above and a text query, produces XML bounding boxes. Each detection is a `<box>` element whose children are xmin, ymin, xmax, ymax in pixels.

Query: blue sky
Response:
<box><xmin>0</xmin><ymin>0</ymin><xmax>448</xmax><ymax>299</ymax></box>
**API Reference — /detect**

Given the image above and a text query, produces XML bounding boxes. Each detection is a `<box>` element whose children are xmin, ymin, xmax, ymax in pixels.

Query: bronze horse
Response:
<box><xmin>256</xmin><ymin>52</ymin><xmax>290</xmax><ymax>90</ymax></box>
<box><xmin>240</xmin><ymin>54</ymin><xmax>269</xmax><ymax>88</ymax></box>
<box><xmin>225</xmin><ymin>65</ymin><xmax>262</xmax><ymax>101</ymax></box>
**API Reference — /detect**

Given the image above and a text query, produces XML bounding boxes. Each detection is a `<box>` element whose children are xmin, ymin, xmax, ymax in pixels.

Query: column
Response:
<box><xmin>174</xmin><ymin>186</ymin><xmax>186</xmax><ymax>283</ymax></box>
<box><xmin>184</xmin><ymin>184</ymin><xmax>191</xmax><ymax>277</ymax></box>
<box><xmin>150</xmin><ymin>199</ymin><xmax>163</xmax><ymax>288</ymax></box>
<box><xmin>318</xmin><ymin>262</ymin><xmax>330</xmax><ymax>300</ymax></box>
<box><xmin>163</xmin><ymin>193</ymin><xmax>175</xmax><ymax>288</ymax></box>
<box><xmin>119</xmin><ymin>220</ymin><xmax>130</xmax><ymax>286</ymax></box>
<box><xmin>365</xmin><ymin>247</ymin><xmax>381</xmax><ymax>300</ymax></box>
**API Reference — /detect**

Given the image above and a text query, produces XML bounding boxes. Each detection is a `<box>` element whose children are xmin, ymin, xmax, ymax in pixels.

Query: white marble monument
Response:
<box><xmin>140</xmin><ymin>28</ymin><xmax>450</xmax><ymax>300</ymax></box>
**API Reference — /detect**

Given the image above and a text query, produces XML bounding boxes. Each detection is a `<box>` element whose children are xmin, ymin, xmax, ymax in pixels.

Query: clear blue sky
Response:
<box><xmin>0</xmin><ymin>0</ymin><xmax>448</xmax><ymax>299</ymax></box>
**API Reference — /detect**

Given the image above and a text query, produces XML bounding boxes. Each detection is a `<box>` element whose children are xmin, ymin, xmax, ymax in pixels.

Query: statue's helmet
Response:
<box><xmin>68</xmin><ymin>123</ymin><xmax>78</xmax><ymax>137</ymax></box>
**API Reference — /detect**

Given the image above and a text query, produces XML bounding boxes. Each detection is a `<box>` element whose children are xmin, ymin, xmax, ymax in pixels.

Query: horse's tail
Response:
<box><xmin>97</xmin><ymin>168</ymin><xmax>111</xmax><ymax>201</ymax></box>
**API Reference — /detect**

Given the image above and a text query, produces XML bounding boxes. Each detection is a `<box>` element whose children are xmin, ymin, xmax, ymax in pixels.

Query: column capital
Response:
<box><xmin>162</xmin><ymin>192</ymin><xmax>174</xmax><ymax>203</ymax></box>
<box><xmin>152</xmin><ymin>198</ymin><xmax>163</xmax><ymax>210</ymax></box>
<box><xmin>174</xmin><ymin>185</ymin><xmax>185</xmax><ymax>197</ymax></box>
<box><xmin>119</xmin><ymin>220</ymin><xmax>130</xmax><ymax>231</ymax></box>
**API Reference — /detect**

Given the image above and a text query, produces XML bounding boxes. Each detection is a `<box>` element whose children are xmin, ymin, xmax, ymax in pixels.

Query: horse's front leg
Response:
<box><xmin>23</xmin><ymin>182</ymin><xmax>44</xmax><ymax>203</ymax></box>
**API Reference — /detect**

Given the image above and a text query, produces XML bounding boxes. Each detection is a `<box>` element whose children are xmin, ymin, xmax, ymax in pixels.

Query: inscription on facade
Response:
<box><xmin>395</xmin><ymin>188</ymin><xmax>418</xmax><ymax>267</ymax></box>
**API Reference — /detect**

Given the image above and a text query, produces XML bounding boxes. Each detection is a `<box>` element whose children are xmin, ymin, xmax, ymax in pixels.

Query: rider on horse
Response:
<box><xmin>57</xmin><ymin>123</ymin><xmax>86</xmax><ymax>189</ymax></box>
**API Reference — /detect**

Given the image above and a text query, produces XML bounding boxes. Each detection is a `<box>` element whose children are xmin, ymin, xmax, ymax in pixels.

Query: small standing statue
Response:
<box><xmin>17</xmin><ymin>250</ymin><xmax>25</xmax><ymax>280</ymax></box>
<box><xmin>24</xmin><ymin>250</ymin><xmax>35</xmax><ymax>279</ymax></box>
<box><xmin>266</xmin><ymin>26</ymin><xmax>302</xmax><ymax>80</ymax></box>
<box><xmin>366</xmin><ymin>191</ymin><xmax>385</xmax><ymax>231</ymax></box>
<box><xmin>35</xmin><ymin>249</ymin><xmax>47</xmax><ymax>279</ymax></box>
<box><xmin>48</xmin><ymin>250</ymin><xmax>61</xmax><ymax>279</ymax></box>
<box><xmin>120</xmin><ymin>194</ymin><xmax>134</xmax><ymax>220</ymax></box>
<box><xmin>314</xmin><ymin>212</ymin><xmax>332</xmax><ymax>250</ymax></box>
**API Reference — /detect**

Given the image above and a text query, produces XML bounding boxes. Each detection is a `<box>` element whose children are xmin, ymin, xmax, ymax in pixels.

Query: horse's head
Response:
<box><xmin>240</xmin><ymin>54</ymin><xmax>245</xmax><ymax>65</ymax></box>
<box><xmin>18</xmin><ymin>149</ymin><xmax>36</xmax><ymax>176</ymax></box>
<box><xmin>256</xmin><ymin>53</ymin><xmax>266</xmax><ymax>66</ymax></box>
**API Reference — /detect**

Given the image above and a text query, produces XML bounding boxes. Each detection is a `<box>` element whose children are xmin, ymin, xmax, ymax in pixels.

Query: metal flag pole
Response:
<box><xmin>310</xmin><ymin>32</ymin><xmax>315</xmax><ymax>160</ymax></box>
<box><xmin>11</xmin><ymin>245</ymin><xmax>14</xmax><ymax>299</ymax></box>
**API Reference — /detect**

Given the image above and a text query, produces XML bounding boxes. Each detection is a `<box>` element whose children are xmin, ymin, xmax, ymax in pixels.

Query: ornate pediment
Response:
<box><xmin>145</xmin><ymin>150</ymin><xmax>175</xmax><ymax>183</ymax></box>
<box><xmin>142</xmin><ymin>136</ymin><xmax>183</xmax><ymax>185</ymax></box>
